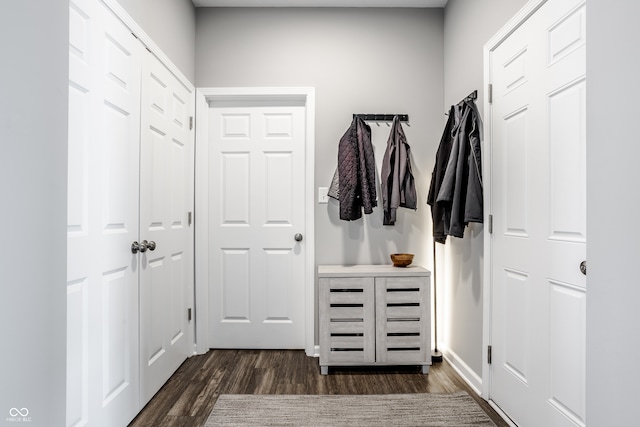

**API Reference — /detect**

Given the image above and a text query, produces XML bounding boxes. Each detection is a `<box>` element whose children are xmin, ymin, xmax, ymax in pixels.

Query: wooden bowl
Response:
<box><xmin>390</xmin><ymin>253</ymin><xmax>414</xmax><ymax>267</ymax></box>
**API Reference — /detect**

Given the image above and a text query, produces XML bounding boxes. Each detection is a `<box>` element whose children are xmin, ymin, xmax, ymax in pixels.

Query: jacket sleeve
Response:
<box><xmin>464</xmin><ymin>104</ymin><xmax>484</xmax><ymax>224</ymax></box>
<box><xmin>427</xmin><ymin>108</ymin><xmax>455</xmax><ymax>243</ymax></box>
<box><xmin>338</xmin><ymin>119</ymin><xmax>361</xmax><ymax>221</ymax></box>
<box><xmin>357</xmin><ymin>118</ymin><xmax>377</xmax><ymax>215</ymax></box>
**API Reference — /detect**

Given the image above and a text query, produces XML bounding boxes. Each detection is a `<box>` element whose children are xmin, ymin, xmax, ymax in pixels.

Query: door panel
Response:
<box><xmin>209</xmin><ymin>101</ymin><xmax>306</xmax><ymax>349</ymax></box>
<box><xmin>489</xmin><ymin>1</ymin><xmax>586</xmax><ymax>426</ymax></box>
<box><xmin>67</xmin><ymin>0</ymin><xmax>141</xmax><ymax>425</ymax></box>
<box><xmin>139</xmin><ymin>50</ymin><xmax>194</xmax><ymax>404</ymax></box>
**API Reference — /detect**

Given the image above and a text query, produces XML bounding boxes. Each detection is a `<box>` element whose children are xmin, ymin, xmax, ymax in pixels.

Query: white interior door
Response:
<box><xmin>67</xmin><ymin>0</ymin><xmax>142</xmax><ymax>425</ymax></box>
<box><xmin>488</xmin><ymin>0</ymin><xmax>586</xmax><ymax>426</ymax></box>
<box><xmin>208</xmin><ymin>99</ymin><xmax>306</xmax><ymax>349</ymax></box>
<box><xmin>138</xmin><ymin>50</ymin><xmax>194</xmax><ymax>403</ymax></box>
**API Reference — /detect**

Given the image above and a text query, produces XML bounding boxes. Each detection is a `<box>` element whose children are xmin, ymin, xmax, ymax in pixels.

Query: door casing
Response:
<box><xmin>194</xmin><ymin>87</ymin><xmax>316</xmax><ymax>356</ymax></box>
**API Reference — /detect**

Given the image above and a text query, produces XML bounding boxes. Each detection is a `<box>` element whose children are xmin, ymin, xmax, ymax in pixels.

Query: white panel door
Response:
<box><xmin>209</xmin><ymin>100</ymin><xmax>306</xmax><ymax>348</ymax></box>
<box><xmin>139</xmin><ymin>49</ymin><xmax>194</xmax><ymax>404</ymax></box>
<box><xmin>489</xmin><ymin>1</ymin><xmax>586</xmax><ymax>426</ymax></box>
<box><xmin>67</xmin><ymin>0</ymin><xmax>142</xmax><ymax>425</ymax></box>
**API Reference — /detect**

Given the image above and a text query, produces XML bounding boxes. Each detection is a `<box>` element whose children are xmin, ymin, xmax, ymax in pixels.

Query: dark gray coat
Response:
<box><xmin>380</xmin><ymin>116</ymin><xmax>417</xmax><ymax>225</ymax></box>
<box><xmin>428</xmin><ymin>100</ymin><xmax>483</xmax><ymax>241</ymax></box>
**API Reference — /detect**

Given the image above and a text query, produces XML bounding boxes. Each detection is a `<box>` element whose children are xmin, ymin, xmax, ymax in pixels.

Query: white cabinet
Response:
<box><xmin>318</xmin><ymin>265</ymin><xmax>431</xmax><ymax>375</ymax></box>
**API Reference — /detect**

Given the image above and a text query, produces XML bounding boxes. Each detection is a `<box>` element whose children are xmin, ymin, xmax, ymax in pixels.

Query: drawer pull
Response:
<box><xmin>387</xmin><ymin>332</ymin><xmax>420</xmax><ymax>337</ymax></box>
<box><xmin>387</xmin><ymin>303</ymin><xmax>419</xmax><ymax>307</ymax></box>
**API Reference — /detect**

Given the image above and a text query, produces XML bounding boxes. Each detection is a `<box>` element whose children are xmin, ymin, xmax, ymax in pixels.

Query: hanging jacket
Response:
<box><xmin>427</xmin><ymin>106</ymin><xmax>456</xmax><ymax>243</ymax></box>
<box><xmin>428</xmin><ymin>100</ymin><xmax>483</xmax><ymax>242</ymax></box>
<box><xmin>380</xmin><ymin>116</ymin><xmax>417</xmax><ymax>225</ymax></box>
<box><xmin>336</xmin><ymin>117</ymin><xmax>377</xmax><ymax>221</ymax></box>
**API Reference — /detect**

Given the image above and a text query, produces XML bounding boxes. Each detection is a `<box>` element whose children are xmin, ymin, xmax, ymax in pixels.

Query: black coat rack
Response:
<box><xmin>353</xmin><ymin>114</ymin><xmax>409</xmax><ymax>122</ymax></box>
<box><xmin>445</xmin><ymin>90</ymin><xmax>477</xmax><ymax>116</ymax></box>
<box><xmin>432</xmin><ymin>89</ymin><xmax>478</xmax><ymax>364</ymax></box>
<box><xmin>461</xmin><ymin>90</ymin><xmax>478</xmax><ymax>102</ymax></box>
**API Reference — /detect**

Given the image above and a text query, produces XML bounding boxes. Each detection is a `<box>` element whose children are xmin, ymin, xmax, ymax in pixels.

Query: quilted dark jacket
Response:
<box><xmin>337</xmin><ymin>117</ymin><xmax>377</xmax><ymax>221</ymax></box>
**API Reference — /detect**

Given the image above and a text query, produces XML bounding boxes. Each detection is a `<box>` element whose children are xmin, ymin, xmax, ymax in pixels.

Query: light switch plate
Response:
<box><xmin>318</xmin><ymin>187</ymin><xmax>329</xmax><ymax>204</ymax></box>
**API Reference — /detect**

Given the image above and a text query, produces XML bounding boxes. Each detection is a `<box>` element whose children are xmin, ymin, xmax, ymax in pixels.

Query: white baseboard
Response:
<box><xmin>441</xmin><ymin>346</ymin><xmax>483</xmax><ymax>395</ymax></box>
<box><xmin>312</xmin><ymin>345</ymin><xmax>320</xmax><ymax>358</ymax></box>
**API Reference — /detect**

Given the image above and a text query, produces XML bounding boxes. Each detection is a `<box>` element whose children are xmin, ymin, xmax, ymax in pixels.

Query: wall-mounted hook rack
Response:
<box><xmin>353</xmin><ymin>114</ymin><xmax>409</xmax><ymax>122</ymax></box>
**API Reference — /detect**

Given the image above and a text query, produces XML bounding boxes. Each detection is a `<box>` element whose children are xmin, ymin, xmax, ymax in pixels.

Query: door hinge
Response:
<box><xmin>188</xmin><ymin>308</ymin><xmax>192</xmax><ymax>322</ymax></box>
<box><xmin>488</xmin><ymin>83</ymin><xmax>493</xmax><ymax>104</ymax></box>
<box><xmin>488</xmin><ymin>214</ymin><xmax>493</xmax><ymax>234</ymax></box>
<box><xmin>189</xmin><ymin>116</ymin><xmax>193</xmax><ymax>130</ymax></box>
<box><xmin>188</xmin><ymin>211</ymin><xmax>193</xmax><ymax>226</ymax></box>
<box><xmin>488</xmin><ymin>345</ymin><xmax>492</xmax><ymax>364</ymax></box>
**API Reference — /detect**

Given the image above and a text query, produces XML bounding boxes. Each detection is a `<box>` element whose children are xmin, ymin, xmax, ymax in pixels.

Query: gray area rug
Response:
<box><xmin>204</xmin><ymin>392</ymin><xmax>496</xmax><ymax>426</ymax></box>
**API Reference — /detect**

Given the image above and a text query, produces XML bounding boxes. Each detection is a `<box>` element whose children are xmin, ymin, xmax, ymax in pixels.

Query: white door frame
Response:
<box><xmin>482</xmin><ymin>0</ymin><xmax>547</xmax><ymax>401</ymax></box>
<box><xmin>194</xmin><ymin>87</ymin><xmax>316</xmax><ymax>356</ymax></box>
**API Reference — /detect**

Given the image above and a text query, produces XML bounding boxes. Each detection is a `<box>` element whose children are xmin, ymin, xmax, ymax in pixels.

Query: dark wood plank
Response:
<box><xmin>129</xmin><ymin>350</ymin><xmax>508</xmax><ymax>427</ymax></box>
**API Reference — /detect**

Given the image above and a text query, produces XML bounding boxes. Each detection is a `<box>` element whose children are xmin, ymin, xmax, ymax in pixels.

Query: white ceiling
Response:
<box><xmin>192</xmin><ymin>0</ymin><xmax>448</xmax><ymax>7</ymax></box>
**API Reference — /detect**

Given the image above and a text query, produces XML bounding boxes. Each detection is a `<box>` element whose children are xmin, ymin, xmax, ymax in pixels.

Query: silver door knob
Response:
<box><xmin>142</xmin><ymin>240</ymin><xmax>156</xmax><ymax>251</ymax></box>
<box><xmin>580</xmin><ymin>261</ymin><xmax>587</xmax><ymax>276</ymax></box>
<box><xmin>131</xmin><ymin>241</ymin><xmax>146</xmax><ymax>254</ymax></box>
<box><xmin>294</xmin><ymin>233</ymin><xmax>303</xmax><ymax>242</ymax></box>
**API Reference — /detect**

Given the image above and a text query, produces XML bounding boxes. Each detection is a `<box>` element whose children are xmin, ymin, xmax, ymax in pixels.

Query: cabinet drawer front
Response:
<box><xmin>385</xmin><ymin>335</ymin><xmax>423</xmax><ymax>348</ymax></box>
<box><xmin>329</xmin><ymin>290</ymin><xmax>365</xmax><ymax>305</ymax></box>
<box><xmin>383</xmin><ymin>349</ymin><xmax>427</xmax><ymax>364</ymax></box>
<box><xmin>326</xmin><ymin>277</ymin><xmax>372</xmax><ymax>290</ymax></box>
<box><xmin>330</xmin><ymin>321</ymin><xmax>365</xmax><ymax>334</ymax></box>
<box><xmin>326</xmin><ymin>349</ymin><xmax>371</xmax><ymax>364</ymax></box>
<box><xmin>386</xmin><ymin>305</ymin><xmax>423</xmax><ymax>319</ymax></box>
<box><xmin>330</xmin><ymin>306</ymin><xmax>365</xmax><ymax>321</ymax></box>
<box><xmin>328</xmin><ymin>335</ymin><xmax>364</xmax><ymax>349</ymax></box>
<box><xmin>385</xmin><ymin>289</ymin><xmax>422</xmax><ymax>304</ymax></box>
<box><xmin>386</xmin><ymin>320</ymin><xmax>421</xmax><ymax>335</ymax></box>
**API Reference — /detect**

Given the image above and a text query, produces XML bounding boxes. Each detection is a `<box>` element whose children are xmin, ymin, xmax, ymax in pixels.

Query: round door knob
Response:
<box><xmin>580</xmin><ymin>260</ymin><xmax>587</xmax><ymax>276</ymax></box>
<box><xmin>146</xmin><ymin>240</ymin><xmax>156</xmax><ymax>251</ymax></box>
<box><xmin>294</xmin><ymin>233</ymin><xmax>303</xmax><ymax>242</ymax></box>
<box><xmin>131</xmin><ymin>241</ymin><xmax>142</xmax><ymax>254</ymax></box>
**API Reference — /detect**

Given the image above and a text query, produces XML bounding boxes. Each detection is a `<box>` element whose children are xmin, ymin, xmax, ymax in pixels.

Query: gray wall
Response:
<box><xmin>117</xmin><ymin>0</ymin><xmax>196</xmax><ymax>81</ymax></box>
<box><xmin>0</xmin><ymin>1</ymin><xmax>68</xmax><ymax>426</ymax></box>
<box><xmin>196</xmin><ymin>8</ymin><xmax>444</xmax><ymax>271</ymax></box>
<box><xmin>586</xmin><ymin>0</ymin><xmax>640</xmax><ymax>424</ymax></box>
<box><xmin>441</xmin><ymin>0</ymin><xmax>527</xmax><ymax>381</ymax></box>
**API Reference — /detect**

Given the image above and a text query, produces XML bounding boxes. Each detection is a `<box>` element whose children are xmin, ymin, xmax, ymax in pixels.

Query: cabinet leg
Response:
<box><xmin>421</xmin><ymin>365</ymin><xmax>430</xmax><ymax>375</ymax></box>
<box><xmin>320</xmin><ymin>365</ymin><xmax>329</xmax><ymax>375</ymax></box>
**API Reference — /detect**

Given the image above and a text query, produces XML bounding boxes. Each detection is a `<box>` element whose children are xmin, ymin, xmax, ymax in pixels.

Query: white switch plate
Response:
<box><xmin>318</xmin><ymin>187</ymin><xmax>329</xmax><ymax>204</ymax></box>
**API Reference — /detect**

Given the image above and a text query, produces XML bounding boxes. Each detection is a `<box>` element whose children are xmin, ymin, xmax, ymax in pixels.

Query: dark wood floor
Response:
<box><xmin>129</xmin><ymin>350</ymin><xmax>508</xmax><ymax>427</ymax></box>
